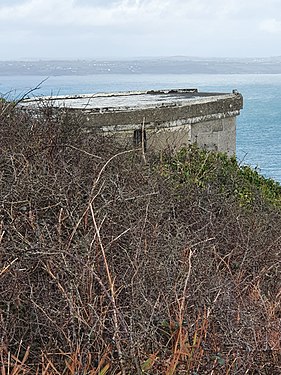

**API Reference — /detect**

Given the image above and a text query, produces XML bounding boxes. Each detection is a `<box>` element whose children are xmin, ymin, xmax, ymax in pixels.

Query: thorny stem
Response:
<box><xmin>90</xmin><ymin>203</ymin><xmax>126</xmax><ymax>375</ymax></box>
<box><xmin>67</xmin><ymin>148</ymin><xmax>140</xmax><ymax>249</ymax></box>
<box><xmin>179</xmin><ymin>248</ymin><xmax>193</xmax><ymax>320</ymax></box>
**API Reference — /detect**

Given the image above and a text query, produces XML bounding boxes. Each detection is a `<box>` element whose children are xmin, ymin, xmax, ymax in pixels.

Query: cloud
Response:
<box><xmin>260</xmin><ymin>18</ymin><xmax>281</xmax><ymax>33</ymax></box>
<box><xmin>0</xmin><ymin>0</ymin><xmax>220</xmax><ymax>40</ymax></box>
<box><xmin>1</xmin><ymin>0</ymin><xmax>281</xmax><ymax>58</ymax></box>
<box><xmin>0</xmin><ymin>0</ymin><xmax>237</xmax><ymax>28</ymax></box>
<box><xmin>1</xmin><ymin>0</ymin><xmax>280</xmax><ymax>25</ymax></box>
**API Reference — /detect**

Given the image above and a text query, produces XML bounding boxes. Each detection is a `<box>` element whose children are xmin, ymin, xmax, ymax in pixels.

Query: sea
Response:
<box><xmin>1</xmin><ymin>73</ymin><xmax>281</xmax><ymax>182</ymax></box>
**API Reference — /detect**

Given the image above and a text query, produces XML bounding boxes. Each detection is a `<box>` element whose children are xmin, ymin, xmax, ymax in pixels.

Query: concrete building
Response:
<box><xmin>21</xmin><ymin>89</ymin><xmax>243</xmax><ymax>155</ymax></box>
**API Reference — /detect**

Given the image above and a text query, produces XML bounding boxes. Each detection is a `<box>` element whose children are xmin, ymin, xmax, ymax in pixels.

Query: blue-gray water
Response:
<box><xmin>1</xmin><ymin>74</ymin><xmax>281</xmax><ymax>182</ymax></box>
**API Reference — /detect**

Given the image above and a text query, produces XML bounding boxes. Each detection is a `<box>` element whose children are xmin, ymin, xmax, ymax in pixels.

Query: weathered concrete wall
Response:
<box><xmin>105</xmin><ymin>115</ymin><xmax>237</xmax><ymax>154</ymax></box>
<box><xmin>21</xmin><ymin>89</ymin><xmax>243</xmax><ymax>155</ymax></box>
<box><xmin>78</xmin><ymin>93</ymin><xmax>242</xmax><ymax>155</ymax></box>
<box><xmin>189</xmin><ymin>117</ymin><xmax>237</xmax><ymax>154</ymax></box>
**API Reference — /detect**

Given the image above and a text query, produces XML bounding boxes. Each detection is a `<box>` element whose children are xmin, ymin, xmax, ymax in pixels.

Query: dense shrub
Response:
<box><xmin>1</xmin><ymin>101</ymin><xmax>281</xmax><ymax>374</ymax></box>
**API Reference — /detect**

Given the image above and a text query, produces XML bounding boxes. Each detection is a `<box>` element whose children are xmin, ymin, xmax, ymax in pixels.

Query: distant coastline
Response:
<box><xmin>1</xmin><ymin>57</ymin><xmax>281</xmax><ymax>75</ymax></box>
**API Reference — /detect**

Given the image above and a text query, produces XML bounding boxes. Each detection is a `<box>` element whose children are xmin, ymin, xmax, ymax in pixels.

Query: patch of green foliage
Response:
<box><xmin>0</xmin><ymin>96</ymin><xmax>18</xmax><ymax>106</ymax></box>
<box><xmin>0</xmin><ymin>97</ymin><xmax>8</xmax><ymax>104</ymax></box>
<box><xmin>160</xmin><ymin>144</ymin><xmax>281</xmax><ymax>208</ymax></box>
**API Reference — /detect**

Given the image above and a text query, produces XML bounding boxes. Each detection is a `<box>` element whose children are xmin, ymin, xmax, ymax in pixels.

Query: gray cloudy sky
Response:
<box><xmin>0</xmin><ymin>0</ymin><xmax>281</xmax><ymax>59</ymax></box>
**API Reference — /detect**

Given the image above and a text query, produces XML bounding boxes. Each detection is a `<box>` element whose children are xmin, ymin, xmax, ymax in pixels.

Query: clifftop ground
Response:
<box><xmin>1</xmin><ymin>101</ymin><xmax>281</xmax><ymax>374</ymax></box>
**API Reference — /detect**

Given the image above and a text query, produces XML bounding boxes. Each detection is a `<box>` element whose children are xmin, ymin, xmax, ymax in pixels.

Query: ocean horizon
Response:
<box><xmin>1</xmin><ymin>73</ymin><xmax>281</xmax><ymax>182</ymax></box>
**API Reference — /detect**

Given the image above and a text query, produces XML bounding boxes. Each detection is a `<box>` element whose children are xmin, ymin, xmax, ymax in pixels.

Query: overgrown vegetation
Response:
<box><xmin>1</xmin><ymin>100</ymin><xmax>281</xmax><ymax>374</ymax></box>
<box><xmin>161</xmin><ymin>145</ymin><xmax>281</xmax><ymax>207</ymax></box>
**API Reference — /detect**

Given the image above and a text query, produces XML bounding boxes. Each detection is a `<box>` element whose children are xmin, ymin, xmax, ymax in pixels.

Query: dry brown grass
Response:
<box><xmin>1</xmin><ymin>101</ymin><xmax>281</xmax><ymax>374</ymax></box>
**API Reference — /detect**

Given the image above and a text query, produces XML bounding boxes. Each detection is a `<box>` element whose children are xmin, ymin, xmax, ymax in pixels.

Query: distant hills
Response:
<box><xmin>1</xmin><ymin>57</ymin><xmax>281</xmax><ymax>75</ymax></box>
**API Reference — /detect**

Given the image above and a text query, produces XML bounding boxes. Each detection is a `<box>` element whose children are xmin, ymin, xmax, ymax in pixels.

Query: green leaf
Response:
<box><xmin>141</xmin><ymin>353</ymin><xmax>157</xmax><ymax>372</ymax></box>
<box><xmin>99</xmin><ymin>363</ymin><xmax>110</xmax><ymax>375</ymax></box>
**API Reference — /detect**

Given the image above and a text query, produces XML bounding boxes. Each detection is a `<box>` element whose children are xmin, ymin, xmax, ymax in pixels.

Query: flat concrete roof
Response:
<box><xmin>21</xmin><ymin>89</ymin><xmax>239</xmax><ymax>112</ymax></box>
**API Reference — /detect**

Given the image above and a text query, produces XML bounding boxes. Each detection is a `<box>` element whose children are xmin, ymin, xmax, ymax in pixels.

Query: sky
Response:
<box><xmin>0</xmin><ymin>0</ymin><xmax>281</xmax><ymax>59</ymax></box>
